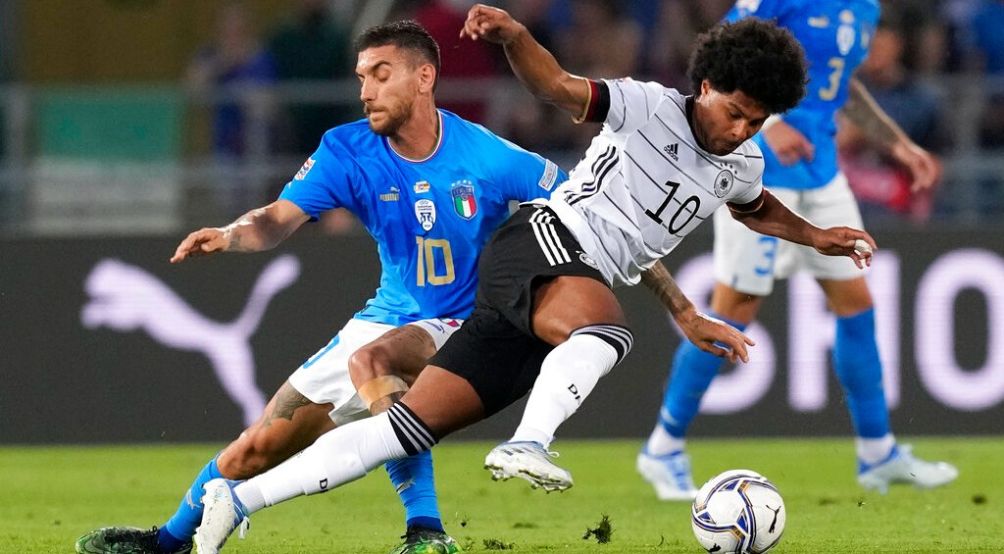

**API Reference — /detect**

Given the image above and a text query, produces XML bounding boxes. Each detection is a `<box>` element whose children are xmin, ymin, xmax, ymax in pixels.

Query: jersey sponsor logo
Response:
<box><xmin>414</xmin><ymin>180</ymin><xmax>430</xmax><ymax>194</ymax></box>
<box><xmin>714</xmin><ymin>170</ymin><xmax>735</xmax><ymax>198</ymax></box>
<box><xmin>414</xmin><ymin>199</ymin><xmax>436</xmax><ymax>231</ymax></box>
<box><xmin>664</xmin><ymin>143</ymin><xmax>679</xmax><ymax>161</ymax></box>
<box><xmin>538</xmin><ymin>159</ymin><xmax>559</xmax><ymax>191</ymax></box>
<box><xmin>294</xmin><ymin>157</ymin><xmax>315</xmax><ymax>180</ymax></box>
<box><xmin>451</xmin><ymin>180</ymin><xmax>477</xmax><ymax>219</ymax></box>
<box><xmin>379</xmin><ymin>186</ymin><xmax>400</xmax><ymax>202</ymax></box>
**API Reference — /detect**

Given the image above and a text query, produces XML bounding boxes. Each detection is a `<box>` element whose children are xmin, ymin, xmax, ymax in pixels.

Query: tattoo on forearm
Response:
<box><xmin>843</xmin><ymin>79</ymin><xmax>901</xmax><ymax>148</ymax></box>
<box><xmin>641</xmin><ymin>262</ymin><xmax>693</xmax><ymax>316</ymax></box>
<box><xmin>263</xmin><ymin>386</ymin><xmax>313</xmax><ymax>427</ymax></box>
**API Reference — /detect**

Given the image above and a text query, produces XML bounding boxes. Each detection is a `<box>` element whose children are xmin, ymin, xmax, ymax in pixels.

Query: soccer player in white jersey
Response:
<box><xmin>638</xmin><ymin>1</ymin><xmax>958</xmax><ymax>502</ymax></box>
<box><xmin>189</xmin><ymin>9</ymin><xmax>881</xmax><ymax>552</ymax></box>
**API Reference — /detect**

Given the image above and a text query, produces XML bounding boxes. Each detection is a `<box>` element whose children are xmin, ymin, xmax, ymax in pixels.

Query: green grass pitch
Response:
<box><xmin>1</xmin><ymin>438</ymin><xmax>1001</xmax><ymax>553</ymax></box>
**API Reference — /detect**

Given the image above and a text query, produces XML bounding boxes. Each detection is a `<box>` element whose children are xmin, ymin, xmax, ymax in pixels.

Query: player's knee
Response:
<box><xmin>571</xmin><ymin>323</ymin><xmax>634</xmax><ymax>368</ymax></box>
<box><xmin>348</xmin><ymin>344</ymin><xmax>395</xmax><ymax>388</ymax></box>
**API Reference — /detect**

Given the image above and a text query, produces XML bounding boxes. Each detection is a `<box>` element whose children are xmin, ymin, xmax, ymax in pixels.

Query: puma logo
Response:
<box><xmin>81</xmin><ymin>255</ymin><xmax>301</xmax><ymax>426</ymax></box>
<box><xmin>767</xmin><ymin>504</ymin><xmax>782</xmax><ymax>533</ymax></box>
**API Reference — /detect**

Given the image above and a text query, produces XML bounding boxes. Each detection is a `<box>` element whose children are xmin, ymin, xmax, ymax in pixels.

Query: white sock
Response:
<box><xmin>646</xmin><ymin>423</ymin><xmax>686</xmax><ymax>457</ymax></box>
<box><xmin>511</xmin><ymin>333</ymin><xmax>620</xmax><ymax>448</ymax></box>
<box><xmin>856</xmin><ymin>433</ymin><xmax>896</xmax><ymax>465</ymax></box>
<box><xmin>234</xmin><ymin>412</ymin><xmax>408</xmax><ymax>513</ymax></box>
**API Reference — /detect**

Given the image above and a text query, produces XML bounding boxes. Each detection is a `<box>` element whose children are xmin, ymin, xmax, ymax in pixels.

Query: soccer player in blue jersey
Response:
<box><xmin>75</xmin><ymin>20</ymin><xmax>567</xmax><ymax>554</ymax></box>
<box><xmin>638</xmin><ymin>0</ymin><xmax>958</xmax><ymax>501</ymax></box>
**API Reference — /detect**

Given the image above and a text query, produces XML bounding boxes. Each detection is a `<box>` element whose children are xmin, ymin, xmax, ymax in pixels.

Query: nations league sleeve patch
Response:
<box><xmin>538</xmin><ymin>159</ymin><xmax>559</xmax><ymax>191</ymax></box>
<box><xmin>294</xmin><ymin>157</ymin><xmax>316</xmax><ymax>181</ymax></box>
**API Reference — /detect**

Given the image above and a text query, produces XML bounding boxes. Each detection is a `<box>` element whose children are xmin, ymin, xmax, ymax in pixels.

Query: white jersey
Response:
<box><xmin>546</xmin><ymin>79</ymin><xmax>765</xmax><ymax>287</ymax></box>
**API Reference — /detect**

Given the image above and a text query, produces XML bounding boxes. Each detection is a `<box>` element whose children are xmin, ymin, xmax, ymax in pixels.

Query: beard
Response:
<box><xmin>366</xmin><ymin>102</ymin><xmax>412</xmax><ymax>137</ymax></box>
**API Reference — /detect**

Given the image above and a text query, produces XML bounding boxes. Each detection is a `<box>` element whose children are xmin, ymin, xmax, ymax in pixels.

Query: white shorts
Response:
<box><xmin>713</xmin><ymin>172</ymin><xmax>867</xmax><ymax>296</ymax></box>
<box><xmin>288</xmin><ymin>317</ymin><xmax>463</xmax><ymax>425</ymax></box>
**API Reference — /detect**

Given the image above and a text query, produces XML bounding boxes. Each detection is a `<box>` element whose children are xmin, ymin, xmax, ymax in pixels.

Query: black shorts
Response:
<box><xmin>430</xmin><ymin>204</ymin><xmax>607</xmax><ymax>416</ymax></box>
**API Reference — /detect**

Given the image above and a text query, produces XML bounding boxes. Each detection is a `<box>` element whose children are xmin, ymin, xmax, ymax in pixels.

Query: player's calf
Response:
<box><xmin>217</xmin><ymin>383</ymin><xmax>334</xmax><ymax>479</ymax></box>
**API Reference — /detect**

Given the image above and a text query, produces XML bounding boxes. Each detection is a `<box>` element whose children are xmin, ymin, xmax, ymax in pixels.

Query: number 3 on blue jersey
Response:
<box><xmin>754</xmin><ymin>236</ymin><xmax>779</xmax><ymax>277</ymax></box>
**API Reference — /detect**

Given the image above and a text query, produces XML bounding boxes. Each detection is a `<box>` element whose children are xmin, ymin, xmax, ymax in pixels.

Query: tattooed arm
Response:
<box><xmin>170</xmin><ymin>200</ymin><xmax>310</xmax><ymax>263</ymax></box>
<box><xmin>842</xmin><ymin>78</ymin><xmax>941</xmax><ymax>191</ymax></box>
<box><xmin>640</xmin><ymin>262</ymin><xmax>754</xmax><ymax>364</ymax></box>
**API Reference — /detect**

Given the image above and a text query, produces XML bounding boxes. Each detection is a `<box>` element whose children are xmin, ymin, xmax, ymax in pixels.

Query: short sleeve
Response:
<box><xmin>727</xmin><ymin>175</ymin><xmax>764</xmax><ymax>207</ymax></box>
<box><xmin>726</xmin><ymin>151</ymin><xmax>766</xmax><ymax>207</ymax></box>
<box><xmin>278</xmin><ymin>134</ymin><xmax>359</xmax><ymax>219</ymax></box>
<box><xmin>491</xmin><ymin>135</ymin><xmax>567</xmax><ymax>201</ymax></box>
<box><xmin>603</xmin><ymin>78</ymin><xmax>667</xmax><ymax>135</ymax></box>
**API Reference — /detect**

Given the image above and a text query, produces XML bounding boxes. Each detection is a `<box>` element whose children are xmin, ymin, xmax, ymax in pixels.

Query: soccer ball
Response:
<box><xmin>691</xmin><ymin>469</ymin><xmax>786</xmax><ymax>554</ymax></box>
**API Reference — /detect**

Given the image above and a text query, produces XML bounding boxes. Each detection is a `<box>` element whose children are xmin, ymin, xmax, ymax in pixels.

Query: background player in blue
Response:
<box><xmin>638</xmin><ymin>0</ymin><xmax>957</xmax><ymax>501</ymax></box>
<box><xmin>75</xmin><ymin>21</ymin><xmax>564</xmax><ymax>554</ymax></box>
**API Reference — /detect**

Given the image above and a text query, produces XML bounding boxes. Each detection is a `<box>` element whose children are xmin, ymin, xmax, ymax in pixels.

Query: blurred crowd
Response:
<box><xmin>37</xmin><ymin>0</ymin><xmax>1004</xmax><ymax>229</ymax></box>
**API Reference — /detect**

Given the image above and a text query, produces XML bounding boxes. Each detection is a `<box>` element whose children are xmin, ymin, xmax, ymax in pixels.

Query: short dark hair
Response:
<box><xmin>688</xmin><ymin>18</ymin><xmax>807</xmax><ymax>114</ymax></box>
<box><xmin>354</xmin><ymin>20</ymin><xmax>441</xmax><ymax>85</ymax></box>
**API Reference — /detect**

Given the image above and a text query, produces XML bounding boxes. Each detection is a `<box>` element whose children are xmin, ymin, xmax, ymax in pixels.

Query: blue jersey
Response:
<box><xmin>279</xmin><ymin>110</ymin><xmax>565</xmax><ymax>326</ymax></box>
<box><xmin>726</xmin><ymin>0</ymin><xmax>880</xmax><ymax>189</ymax></box>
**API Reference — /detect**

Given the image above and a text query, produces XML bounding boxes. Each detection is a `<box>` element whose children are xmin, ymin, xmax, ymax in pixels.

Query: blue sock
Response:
<box><xmin>159</xmin><ymin>457</ymin><xmax>223</xmax><ymax>551</ymax></box>
<box><xmin>833</xmin><ymin>308</ymin><xmax>890</xmax><ymax>439</ymax></box>
<box><xmin>659</xmin><ymin>315</ymin><xmax>746</xmax><ymax>438</ymax></box>
<box><xmin>385</xmin><ymin>450</ymin><xmax>443</xmax><ymax>532</ymax></box>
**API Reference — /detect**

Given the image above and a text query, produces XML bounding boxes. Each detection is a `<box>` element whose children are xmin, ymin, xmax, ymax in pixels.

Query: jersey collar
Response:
<box><xmin>387</xmin><ymin>110</ymin><xmax>444</xmax><ymax>164</ymax></box>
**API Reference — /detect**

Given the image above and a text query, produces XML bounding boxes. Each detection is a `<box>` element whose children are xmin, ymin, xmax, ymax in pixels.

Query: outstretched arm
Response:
<box><xmin>640</xmin><ymin>262</ymin><xmax>754</xmax><ymax>364</ymax></box>
<box><xmin>729</xmin><ymin>189</ymin><xmax>876</xmax><ymax>268</ymax></box>
<box><xmin>460</xmin><ymin>4</ymin><xmax>591</xmax><ymax>119</ymax></box>
<box><xmin>170</xmin><ymin>199</ymin><xmax>309</xmax><ymax>263</ymax></box>
<box><xmin>842</xmin><ymin>78</ymin><xmax>941</xmax><ymax>191</ymax></box>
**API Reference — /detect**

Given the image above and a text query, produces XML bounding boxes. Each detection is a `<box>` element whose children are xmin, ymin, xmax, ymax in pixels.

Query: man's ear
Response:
<box><xmin>699</xmin><ymin>78</ymin><xmax>711</xmax><ymax>98</ymax></box>
<box><xmin>418</xmin><ymin>63</ymin><xmax>437</xmax><ymax>94</ymax></box>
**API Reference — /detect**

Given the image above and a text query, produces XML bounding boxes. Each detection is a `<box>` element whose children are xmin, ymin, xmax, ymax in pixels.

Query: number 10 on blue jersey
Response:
<box><xmin>416</xmin><ymin>236</ymin><xmax>455</xmax><ymax>286</ymax></box>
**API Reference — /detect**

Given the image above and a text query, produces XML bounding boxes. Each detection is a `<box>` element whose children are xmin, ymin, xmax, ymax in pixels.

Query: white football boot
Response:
<box><xmin>193</xmin><ymin>479</ymin><xmax>250</xmax><ymax>554</ymax></box>
<box><xmin>636</xmin><ymin>448</ymin><xmax>698</xmax><ymax>501</ymax></box>
<box><xmin>484</xmin><ymin>441</ymin><xmax>573</xmax><ymax>492</ymax></box>
<box><xmin>857</xmin><ymin>444</ymin><xmax>959</xmax><ymax>494</ymax></box>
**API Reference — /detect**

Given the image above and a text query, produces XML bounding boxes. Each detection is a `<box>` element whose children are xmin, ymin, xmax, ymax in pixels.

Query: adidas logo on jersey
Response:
<box><xmin>664</xmin><ymin>143</ymin><xmax>679</xmax><ymax>161</ymax></box>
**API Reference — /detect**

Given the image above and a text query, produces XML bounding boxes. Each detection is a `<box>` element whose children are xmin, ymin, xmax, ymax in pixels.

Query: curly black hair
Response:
<box><xmin>355</xmin><ymin>20</ymin><xmax>441</xmax><ymax>87</ymax></box>
<box><xmin>688</xmin><ymin>18</ymin><xmax>807</xmax><ymax>114</ymax></box>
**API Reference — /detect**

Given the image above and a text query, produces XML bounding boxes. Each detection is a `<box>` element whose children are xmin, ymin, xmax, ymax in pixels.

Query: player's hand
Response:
<box><xmin>170</xmin><ymin>227</ymin><xmax>229</xmax><ymax>263</ymax></box>
<box><xmin>762</xmin><ymin>120</ymin><xmax>814</xmax><ymax>166</ymax></box>
<box><xmin>810</xmin><ymin>227</ymin><xmax>877</xmax><ymax>269</ymax></box>
<box><xmin>459</xmin><ymin>4</ymin><xmax>524</xmax><ymax>45</ymax></box>
<box><xmin>675</xmin><ymin>309</ymin><xmax>755</xmax><ymax>364</ymax></box>
<box><xmin>890</xmin><ymin>140</ymin><xmax>942</xmax><ymax>192</ymax></box>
